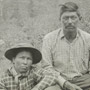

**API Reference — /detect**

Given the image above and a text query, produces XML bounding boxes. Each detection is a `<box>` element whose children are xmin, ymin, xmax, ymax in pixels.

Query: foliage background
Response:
<box><xmin>0</xmin><ymin>0</ymin><xmax>90</xmax><ymax>75</ymax></box>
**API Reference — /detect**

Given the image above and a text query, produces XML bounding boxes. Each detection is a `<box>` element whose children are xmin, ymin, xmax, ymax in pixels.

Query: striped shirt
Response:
<box><xmin>41</xmin><ymin>28</ymin><xmax>90</xmax><ymax>86</ymax></box>
<box><xmin>0</xmin><ymin>66</ymin><xmax>56</xmax><ymax>90</ymax></box>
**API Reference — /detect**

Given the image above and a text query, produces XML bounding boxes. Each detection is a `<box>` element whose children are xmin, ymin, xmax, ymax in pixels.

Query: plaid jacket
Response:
<box><xmin>0</xmin><ymin>66</ymin><xmax>56</xmax><ymax>90</ymax></box>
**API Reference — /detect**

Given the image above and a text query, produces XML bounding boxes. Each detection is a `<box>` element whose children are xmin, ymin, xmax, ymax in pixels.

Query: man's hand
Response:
<box><xmin>63</xmin><ymin>81</ymin><xmax>83</xmax><ymax>90</ymax></box>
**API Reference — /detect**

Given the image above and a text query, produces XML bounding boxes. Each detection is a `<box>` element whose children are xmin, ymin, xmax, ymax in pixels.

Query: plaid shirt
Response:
<box><xmin>0</xmin><ymin>66</ymin><xmax>56</xmax><ymax>90</ymax></box>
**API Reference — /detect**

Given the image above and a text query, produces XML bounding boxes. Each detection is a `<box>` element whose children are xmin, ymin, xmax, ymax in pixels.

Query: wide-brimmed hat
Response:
<box><xmin>5</xmin><ymin>43</ymin><xmax>42</xmax><ymax>64</ymax></box>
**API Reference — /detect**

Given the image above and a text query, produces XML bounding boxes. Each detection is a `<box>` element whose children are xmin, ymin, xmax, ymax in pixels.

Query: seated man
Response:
<box><xmin>41</xmin><ymin>2</ymin><xmax>90</xmax><ymax>90</ymax></box>
<box><xmin>0</xmin><ymin>43</ymin><xmax>56</xmax><ymax>90</ymax></box>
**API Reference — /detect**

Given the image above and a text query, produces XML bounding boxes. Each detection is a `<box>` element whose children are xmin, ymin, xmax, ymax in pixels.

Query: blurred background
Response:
<box><xmin>0</xmin><ymin>0</ymin><xmax>90</xmax><ymax>75</ymax></box>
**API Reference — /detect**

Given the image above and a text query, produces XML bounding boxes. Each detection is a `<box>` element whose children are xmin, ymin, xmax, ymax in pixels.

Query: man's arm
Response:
<box><xmin>32</xmin><ymin>67</ymin><xmax>56</xmax><ymax>90</ymax></box>
<box><xmin>41</xmin><ymin>35</ymin><xmax>66</xmax><ymax>88</ymax></box>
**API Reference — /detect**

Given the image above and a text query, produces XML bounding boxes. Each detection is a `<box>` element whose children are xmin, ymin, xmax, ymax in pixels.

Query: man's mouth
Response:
<box><xmin>66</xmin><ymin>26</ymin><xmax>74</xmax><ymax>29</ymax></box>
<box><xmin>22</xmin><ymin>66</ymin><xmax>28</xmax><ymax>69</ymax></box>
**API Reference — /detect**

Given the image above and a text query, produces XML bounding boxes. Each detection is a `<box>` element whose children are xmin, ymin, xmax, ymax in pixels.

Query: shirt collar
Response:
<box><xmin>60</xmin><ymin>28</ymin><xmax>64</xmax><ymax>39</ymax></box>
<box><xmin>60</xmin><ymin>28</ymin><xmax>80</xmax><ymax>39</ymax></box>
<box><xmin>8</xmin><ymin>66</ymin><xmax>30</xmax><ymax>77</ymax></box>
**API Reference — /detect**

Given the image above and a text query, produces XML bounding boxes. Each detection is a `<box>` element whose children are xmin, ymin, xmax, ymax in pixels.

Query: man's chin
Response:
<box><xmin>66</xmin><ymin>27</ymin><xmax>75</xmax><ymax>29</ymax></box>
<box><xmin>66</xmin><ymin>27</ymin><xmax>76</xmax><ymax>31</ymax></box>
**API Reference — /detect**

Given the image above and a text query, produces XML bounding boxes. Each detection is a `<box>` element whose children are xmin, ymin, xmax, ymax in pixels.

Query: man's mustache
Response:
<box><xmin>66</xmin><ymin>24</ymin><xmax>75</xmax><ymax>28</ymax></box>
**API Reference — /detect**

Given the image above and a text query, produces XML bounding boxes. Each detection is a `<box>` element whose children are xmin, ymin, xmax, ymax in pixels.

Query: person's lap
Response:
<box><xmin>45</xmin><ymin>74</ymin><xmax>90</xmax><ymax>90</ymax></box>
<box><xmin>70</xmin><ymin>74</ymin><xmax>90</xmax><ymax>90</ymax></box>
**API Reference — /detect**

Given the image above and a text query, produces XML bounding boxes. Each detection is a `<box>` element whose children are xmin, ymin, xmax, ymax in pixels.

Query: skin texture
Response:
<box><xmin>60</xmin><ymin>11</ymin><xmax>80</xmax><ymax>42</ymax></box>
<box><xmin>12</xmin><ymin>51</ymin><xmax>33</xmax><ymax>74</ymax></box>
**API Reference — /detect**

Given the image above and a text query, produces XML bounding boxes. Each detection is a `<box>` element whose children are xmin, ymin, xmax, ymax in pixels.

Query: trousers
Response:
<box><xmin>45</xmin><ymin>74</ymin><xmax>90</xmax><ymax>90</ymax></box>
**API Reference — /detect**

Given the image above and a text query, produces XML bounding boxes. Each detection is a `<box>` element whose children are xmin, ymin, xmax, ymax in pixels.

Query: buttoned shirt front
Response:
<box><xmin>42</xmin><ymin>28</ymin><xmax>90</xmax><ymax>86</ymax></box>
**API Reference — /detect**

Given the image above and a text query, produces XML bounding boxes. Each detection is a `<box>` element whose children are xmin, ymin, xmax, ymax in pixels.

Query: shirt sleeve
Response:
<box><xmin>0</xmin><ymin>76</ymin><xmax>7</xmax><ymax>90</ymax></box>
<box><xmin>41</xmin><ymin>35</ymin><xmax>66</xmax><ymax>88</ymax></box>
<box><xmin>41</xmin><ymin>35</ymin><xmax>53</xmax><ymax>68</ymax></box>
<box><xmin>33</xmin><ymin>67</ymin><xmax>56</xmax><ymax>90</ymax></box>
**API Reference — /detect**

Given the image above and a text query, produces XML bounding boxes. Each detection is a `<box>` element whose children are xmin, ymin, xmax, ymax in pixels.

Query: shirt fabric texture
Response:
<box><xmin>41</xmin><ymin>28</ymin><xmax>90</xmax><ymax>87</ymax></box>
<box><xmin>0</xmin><ymin>65</ymin><xmax>56</xmax><ymax>90</ymax></box>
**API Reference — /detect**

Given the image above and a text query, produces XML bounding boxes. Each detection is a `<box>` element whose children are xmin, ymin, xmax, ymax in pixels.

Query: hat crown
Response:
<box><xmin>11</xmin><ymin>43</ymin><xmax>34</xmax><ymax>49</ymax></box>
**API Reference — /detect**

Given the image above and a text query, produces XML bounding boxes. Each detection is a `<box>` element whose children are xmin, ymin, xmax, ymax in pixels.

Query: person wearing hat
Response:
<box><xmin>0</xmin><ymin>43</ymin><xmax>56</xmax><ymax>90</ymax></box>
<box><xmin>41</xmin><ymin>2</ymin><xmax>90</xmax><ymax>90</ymax></box>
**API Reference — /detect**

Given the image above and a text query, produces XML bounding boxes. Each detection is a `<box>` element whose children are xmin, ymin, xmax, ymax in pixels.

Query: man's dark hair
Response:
<box><xmin>59</xmin><ymin>2</ymin><xmax>81</xmax><ymax>20</ymax></box>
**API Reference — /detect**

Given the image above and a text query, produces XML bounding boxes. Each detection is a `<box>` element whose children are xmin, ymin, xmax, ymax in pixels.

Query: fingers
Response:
<box><xmin>63</xmin><ymin>81</ymin><xmax>83</xmax><ymax>90</ymax></box>
<box><xmin>74</xmin><ymin>85</ymin><xmax>83</xmax><ymax>90</ymax></box>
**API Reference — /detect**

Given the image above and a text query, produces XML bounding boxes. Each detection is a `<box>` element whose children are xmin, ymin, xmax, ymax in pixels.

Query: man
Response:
<box><xmin>41</xmin><ymin>2</ymin><xmax>90</xmax><ymax>90</ymax></box>
<box><xmin>0</xmin><ymin>43</ymin><xmax>56</xmax><ymax>90</ymax></box>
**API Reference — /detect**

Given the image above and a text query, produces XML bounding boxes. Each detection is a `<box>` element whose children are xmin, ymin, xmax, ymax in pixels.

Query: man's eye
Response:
<box><xmin>20</xmin><ymin>57</ymin><xmax>25</xmax><ymax>59</ymax></box>
<box><xmin>71</xmin><ymin>16</ymin><xmax>77</xmax><ymax>19</ymax></box>
<box><xmin>27</xmin><ymin>58</ymin><xmax>32</xmax><ymax>60</ymax></box>
<box><xmin>63</xmin><ymin>17</ymin><xmax>69</xmax><ymax>20</ymax></box>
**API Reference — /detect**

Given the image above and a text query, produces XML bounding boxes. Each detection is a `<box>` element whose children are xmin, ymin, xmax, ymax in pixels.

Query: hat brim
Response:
<box><xmin>5</xmin><ymin>47</ymin><xmax>42</xmax><ymax>64</ymax></box>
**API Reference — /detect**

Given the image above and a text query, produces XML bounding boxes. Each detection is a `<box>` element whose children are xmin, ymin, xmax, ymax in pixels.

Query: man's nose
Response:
<box><xmin>23</xmin><ymin>59</ymin><xmax>27</xmax><ymax>64</ymax></box>
<box><xmin>68</xmin><ymin>18</ymin><xmax>72</xmax><ymax>23</ymax></box>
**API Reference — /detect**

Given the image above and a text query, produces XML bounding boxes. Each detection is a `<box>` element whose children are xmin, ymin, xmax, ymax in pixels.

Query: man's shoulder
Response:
<box><xmin>0</xmin><ymin>69</ymin><xmax>11</xmax><ymax>79</ymax></box>
<box><xmin>79</xmin><ymin>28</ymin><xmax>90</xmax><ymax>39</ymax></box>
<box><xmin>44</xmin><ymin>28</ymin><xmax>61</xmax><ymax>39</ymax></box>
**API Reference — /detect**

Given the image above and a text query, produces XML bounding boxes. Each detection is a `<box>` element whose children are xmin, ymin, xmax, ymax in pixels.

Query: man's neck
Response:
<box><xmin>10</xmin><ymin>66</ymin><xmax>30</xmax><ymax>76</ymax></box>
<box><xmin>63</xmin><ymin>29</ymin><xmax>77</xmax><ymax>43</ymax></box>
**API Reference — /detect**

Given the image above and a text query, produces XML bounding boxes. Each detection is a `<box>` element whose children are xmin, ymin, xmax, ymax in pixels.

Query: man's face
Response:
<box><xmin>60</xmin><ymin>11</ymin><xmax>80</xmax><ymax>32</ymax></box>
<box><xmin>12</xmin><ymin>51</ymin><xmax>33</xmax><ymax>74</ymax></box>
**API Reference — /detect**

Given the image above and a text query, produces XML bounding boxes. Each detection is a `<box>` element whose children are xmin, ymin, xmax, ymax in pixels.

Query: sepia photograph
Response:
<box><xmin>0</xmin><ymin>0</ymin><xmax>90</xmax><ymax>90</ymax></box>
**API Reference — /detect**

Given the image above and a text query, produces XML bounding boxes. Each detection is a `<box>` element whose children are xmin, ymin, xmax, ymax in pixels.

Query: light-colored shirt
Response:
<box><xmin>41</xmin><ymin>28</ymin><xmax>90</xmax><ymax>87</ymax></box>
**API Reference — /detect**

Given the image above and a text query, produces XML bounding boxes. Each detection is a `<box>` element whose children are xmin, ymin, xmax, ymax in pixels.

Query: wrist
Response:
<box><xmin>56</xmin><ymin>76</ymin><xmax>66</xmax><ymax>88</ymax></box>
<box><xmin>63</xmin><ymin>81</ymin><xmax>71</xmax><ymax>89</ymax></box>
<box><xmin>63</xmin><ymin>81</ymin><xmax>67</xmax><ymax>89</ymax></box>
